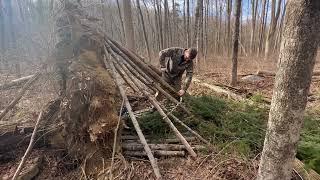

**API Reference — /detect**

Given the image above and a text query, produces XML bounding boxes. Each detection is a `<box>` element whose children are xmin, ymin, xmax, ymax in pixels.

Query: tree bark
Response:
<box><xmin>257</xmin><ymin>0</ymin><xmax>267</xmax><ymax>57</ymax></box>
<box><xmin>186</xmin><ymin>0</ymin><xmax>190</xmax><ymax>47</ymax></box>
<box><xmin>250</xmin><ymin>0</ymin><xmax>258</xmax><ymax>54</ymax></box>
<box><xmin>192</xmin><ymin>0</ymin><xmax>203</xmax><ymax>47</ymax></box>
<box><xmin>163</xmin><ymin>0</ymin><xmax>169</xmax><ymax>48</ymax></box>
<box><xmin>257</xmin><ymin>1</ymin><xmax>320</xmax><ymax>179</ymax></box>
<box><xmin>264</xmin><ymin>0</ymin><xmax>282</xmax><ymax>59</ymax></box>
<box><xmin>230</xmin><ymin>0</ymin><xmax>241</xmax><ymax>86</ymax></box>
<box><xmin>136</xmin><ymin>0</ymin><xmax>151</xmax><ymax>62</ymax></box>
<box><xmin>122</xmin><ymin>0</ymin><xmax>135</xmax><ymax>51</ymax></box>
<box><xmin>115</xmin><ymin>0</ymin><xmax>125</xmax><ymax>43</ymax></box>
<box><xmin>226</xmin><ymin>0</ymin><xmax>232</xmax><ymax>56</ymax></box>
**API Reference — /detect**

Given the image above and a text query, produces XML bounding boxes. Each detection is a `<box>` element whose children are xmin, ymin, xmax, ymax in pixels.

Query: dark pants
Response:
<box><xmin>162</xmin><ymin>72</ymin><xmax>182</xmax><ymax>91</ymax></box>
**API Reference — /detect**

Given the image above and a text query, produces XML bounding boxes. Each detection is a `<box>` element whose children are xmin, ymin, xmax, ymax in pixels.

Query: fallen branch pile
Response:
<box><xmin>102</xmin><ymin>37</ymin><xmax>211</xmax><ymax>178</ymax></box>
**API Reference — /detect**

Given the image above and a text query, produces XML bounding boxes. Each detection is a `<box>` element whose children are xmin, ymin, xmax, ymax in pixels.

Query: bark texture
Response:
<box><xmin>122</xmin><ymin>0</ymin><xmax>135</xmax><ymax>51</ymax></box>
<box><xmin>257</xmin><ymin>1</ymin><xmax>320</xmax><ymax>179</ymax></box>
<box><xmin>230</xmin><ymin>0</ymin><xmax>241</xmax><ymax>86</ymax></box>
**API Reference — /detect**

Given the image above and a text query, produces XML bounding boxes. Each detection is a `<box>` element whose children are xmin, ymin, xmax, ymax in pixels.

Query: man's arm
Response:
<box><xmin>182</xmin><ymin>62</ymin><xmax>193</xmax><ymax>91</ymax></box>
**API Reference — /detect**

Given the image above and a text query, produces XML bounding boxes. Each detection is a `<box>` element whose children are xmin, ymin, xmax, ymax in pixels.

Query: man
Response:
<box><xmin>159</xmin><ymin>47</ymin><xmax>197</xmax><ymax>96</ymax></box>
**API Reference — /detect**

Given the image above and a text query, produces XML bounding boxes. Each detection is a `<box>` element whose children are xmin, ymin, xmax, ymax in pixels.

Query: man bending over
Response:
<box><xmin>159</xmin><ymin>47</ymin><xmax>197</xmax><ymax>97</ymax></box>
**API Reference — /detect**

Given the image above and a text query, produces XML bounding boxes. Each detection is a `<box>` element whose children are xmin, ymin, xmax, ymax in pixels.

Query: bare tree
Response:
<box><xmin>226</xmin><ymin>0</ymin><xmax>232</xmax><ymax>56</ymax></box>
<box><xmin>264</xmin><ymin>0</ymin><xmax>282</xmax><ymax>59</ymax></box>
<box><xmin>186</xmin><ymin>0</ymin><xmax>191</xmax><ymax>47</ymax></box>
<box><xmin>192</xmin><ymin>0</ymin><xmax>203</xmax><ymax>47</ymax></box>
<box><xmin>116</xmin><ymin>0</ymin><xmax>126</xmax><ymax>43</ymax></box>
<box><xmin>250</xmin><ymin>0</ymin><xmax>258</xmax><ymax>54</ymax></box>
<box><xmin>257</xmin><ymin>0</ymin><xmax>268</xmax><ymax>57</ymax></box>
<box><xmin>123</xmin><ymin>0</ymin><xmax>135</xmax><ymax>51</ymax></box>
<box><xmin>230</xmin><ymin>0</ymin><xmax>241</xmax><ymax>86</ymax></box>
<box><xmin>257</xmin><ymin>1</ymin><xmax>320</xmax><ymax>179</ymax></box>
<box><xmin>136</xmin><ymin>0</ymin><xmax>151</xmax><ymax>62</ymax></box>
<box><xmin>164</xmin><ymin>0</ymin><xmax>169</xmax><ymax>48</ymax></box>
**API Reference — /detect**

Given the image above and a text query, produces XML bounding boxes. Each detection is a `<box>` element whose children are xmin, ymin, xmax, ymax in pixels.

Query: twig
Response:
<box><xmin>110</xmin><ymin>99</ymin><xmax>124</xmax><ymax>180</ymax></box>
<box><xmin>12</xmin><ymin>111</ymin><xmax>43</xmax><ymax>180</ymax></box>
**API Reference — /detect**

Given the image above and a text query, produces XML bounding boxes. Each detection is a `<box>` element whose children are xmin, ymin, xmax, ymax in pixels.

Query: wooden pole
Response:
<box><xmin>106</xmin><ymin>45</ymin><xmax>197</xmax><ymax>159</ymax></box>
<box><xmin>104</xmin><ymin>46</ymin><xmax>162</xmax><ymax>179</ymax></box>
<box><xmin>106</xmin><ymin>37</ymin><xmax>177</xmax><ymax>95</ymax></box>
<box><xmin>12</xmin><ymin>111</ymin><xmax>43</xmax><ymax>180</ymax></box>
<box><xmin>108</xmin><ymin>40</ymin><xmax>191</xmax><ymax>115</ymax></box>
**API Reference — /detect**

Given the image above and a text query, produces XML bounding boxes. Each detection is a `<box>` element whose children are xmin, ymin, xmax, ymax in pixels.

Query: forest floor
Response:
<box><xmin>1</xmin><ymin>56</ymin><xmax>320</xmax><ymax>179</ymax></box>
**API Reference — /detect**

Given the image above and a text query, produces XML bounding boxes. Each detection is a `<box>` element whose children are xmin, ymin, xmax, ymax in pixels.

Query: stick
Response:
<box><xmin>124</xmin><ymin>150</ymin><xmax>185</xmax><ymax>157</ymax></box>
<box><xmin>114</xmin><ymin>64</ymin><xmax>140</xmax><ymax>93</ymax></box>
<box><xmin>104</xmin><ymin>45</ymin><xmax>162</xmax><ymax>179</ymax></box>
<box><xmin>168</xmin><ymin>114</ymin><xmax>210</xmax><ymax>145</ymax></box>
<box><xmin>109</xmin><ymin>100</ymin><xmax>124</xmax><ymax>180</ymax></box>
<box><xmin>0</xmin><ymin>72</ymin><xmax>41</xmax><ymax>121</ymax></box>
<box><xmin>122</xmin><ymin>143</ymin><xmax>205</xmax><ymax>151</ymax></box>
<box><xmin>193</xmin><ymin>78</ymin><xmax>244</xmax><ymax>101</ymax></box>
<box><xmin>12</xmin><ymin>111</ymin><xmax>43</xmax><ymax>180</ymax></box>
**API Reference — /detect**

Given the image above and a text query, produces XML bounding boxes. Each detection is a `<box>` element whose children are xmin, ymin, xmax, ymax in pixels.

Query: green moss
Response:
<box><xmin>133</xmin><ymin>95</ymin><xmax>320</xmax><ymax>173</ymax></box>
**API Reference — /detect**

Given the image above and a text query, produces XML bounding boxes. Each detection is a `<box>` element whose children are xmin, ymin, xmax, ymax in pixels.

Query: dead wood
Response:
<box><xmin>256</xmin><ymin>70</ymin><xmax>276</xmax><ymax>76</ymax></box>
<box><xmin>106</xmin><ymin>38</ymin><xmax>178</xmax><ymax>95</ymax></box>
<box><xmin>0</xmin><ymin>74</ymin><xmax>35</xmax><ymax>90</ymax></box>
<box><xmin>193</xmin><ymin>78</ymin><xmax>245</xmax><ymax>101</ymax></box>
<box><xmin>105</xmin><ymin>45</ymin><xmax>162</xmax><ymax>179</ymax></box>
<box><xmin>12</xmin><ymin>111</ymin><xmax>43</xmax><ymax>180</ymax></box>
<box><xmin>122</xmin><ymin>143</ymin><xmax>205</xmax><ymax>151</ymax></box>
<box><xmin>123</xmin><ymin>150</ymin><xmax>185</xmax><ymax>157</ymax></box>
<box><xmin>164</xmin><ymin>137</ymin><xmax>197</xmax><ymax>144</ymax></box>
<box><xmin>106</xmin><ymin>44</ymin><xmax>197</xmax><ymax>159</ymax></box>
<box><xmin>0</xmin><ymin>72</ymin><xmax>41</xmax><ymax>121</ymax></box>
<box><xmin>293</xmin><ymin>158</ymin><xmax>320</xmax><ymax>180</ymax></box>
<box><xmin>111</xmin><ymin>54</ymin><xmax>197</xmax><ymax>158</ymax></box>
<box><xmin>109</xmin><ymin>40</ymin><xmax>191</xmax><ymax>115</ymax></box>
<box><xmin>169</xmin><ymin>114</ymin><xmax>210</xmax><ymax>145</ymax></box>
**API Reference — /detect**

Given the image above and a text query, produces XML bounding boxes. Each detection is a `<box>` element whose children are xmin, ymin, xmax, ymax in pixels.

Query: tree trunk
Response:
<box><xmin>250</xmin><ymin>0</ymin><xmax>258</xmax><ymax>54</ymax></box>
<box><xmin>192</xmin><ymin>0</ymin><xmax>203</xmax><ymax>47</ymax></box>
<box><xmin>136</xmin><ymin>0</ymin><xmax>151</xmax><ymax>62</ymax></box>
<box><xmin>226</xmin><ymin>0</ymin><xmax>232</xmax><ymax>56</ymax></box>
<box><xmin>115</xmin><ymin>0</ymin><xmax>126</xmax><ymax>43</ymax></box>
<box><xmin>163</xmin><ymin>0</ymin><xmax>169</xmax><ymax>48</ymax></box>
<box><xmin>257</xmin><ymin>0</ymin><xmax>267</xmax><ymax>57</ymax></box>
<box><xmin>257</xmin><ymin>1</ymin><xmax>320</xmax><ymax>179</ymax></box>
<box><xmin>186</xmin><ymin>0</ymin><xmax>190</xmax><ymax>47</ymax></box>
<box><xmin>230</xmin><ymin>0</ymin><xmax>241</xmax><ymax>86</ymax></box>
<box><xmin>155</xmin><ymin>0</ymin><xmax>163</xmax><ymax>50</ymax></box>
<box><xmin>264</xmin><ymin>0</ymin><xmax>282</xmax><ymax>59</ymax></box>
<box><xmin>122</xmin><ymin>0</ymin><xmax>135</xmax><ymax>51</ymax></box>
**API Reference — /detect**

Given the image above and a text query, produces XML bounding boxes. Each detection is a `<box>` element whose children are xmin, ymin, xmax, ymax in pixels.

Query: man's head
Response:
<box><xmin>184</xmin><ymin>48</ymin><xmax>198</xmax><ymax>61</ymax></box>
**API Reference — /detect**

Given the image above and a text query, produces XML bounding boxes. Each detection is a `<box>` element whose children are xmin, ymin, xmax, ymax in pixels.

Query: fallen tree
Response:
<box><xmin>0</xmin><ymin>74</ymin><xmax>35</xmax><ymax>90</ymax></box>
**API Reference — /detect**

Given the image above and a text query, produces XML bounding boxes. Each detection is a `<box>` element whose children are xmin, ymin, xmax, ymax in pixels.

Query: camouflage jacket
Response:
<box><xmin>159</xmin><ymin>47</ymin><xmax>193</xmax><ymax>91</ymax></box>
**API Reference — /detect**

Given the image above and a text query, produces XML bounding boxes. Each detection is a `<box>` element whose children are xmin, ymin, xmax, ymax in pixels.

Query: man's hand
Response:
<box><xmin>178</xmin><ymin>89</ymin><xmax>185</xmax><ymax>96</ymax></box>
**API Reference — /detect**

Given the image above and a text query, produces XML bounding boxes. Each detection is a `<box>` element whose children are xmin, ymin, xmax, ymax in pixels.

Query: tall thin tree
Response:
<box><xmin>122</xmin><ymin>0</ymin><xmax>135</xmax><ymax>51</ymax></box>
<box><xmin>136</xmin><ymin>0</ymin><xmax>151</xmax><ymax>62</ymax></box>
<box><xmin>230</xmin><ymin>0</ymin><xmax>241</xmax><ymax>86</ymax></box>
<box><xmin>257</xmin><ymin>0</ymin><xmax>320</xmax><ymax>179</ymax></box>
